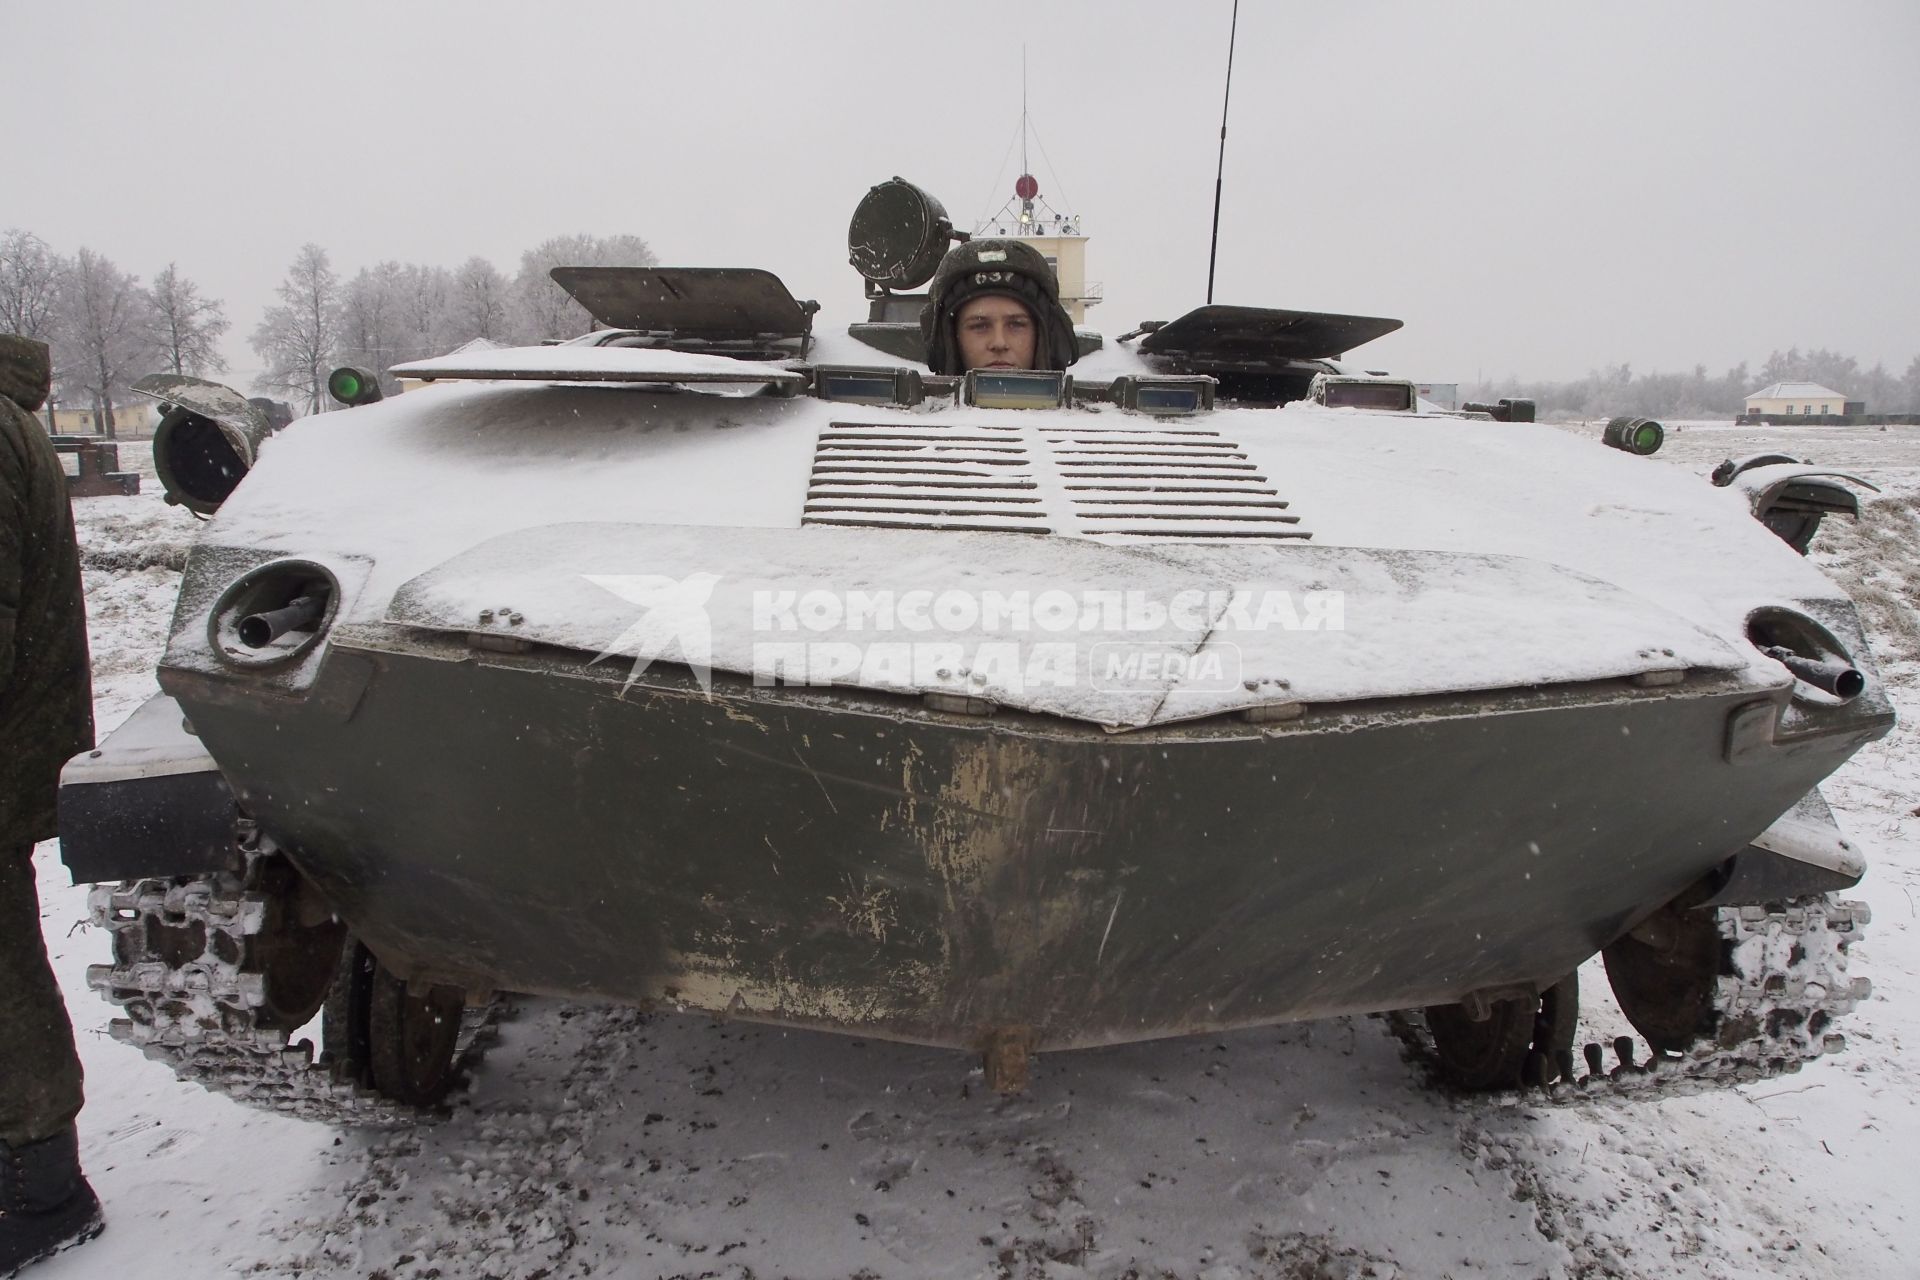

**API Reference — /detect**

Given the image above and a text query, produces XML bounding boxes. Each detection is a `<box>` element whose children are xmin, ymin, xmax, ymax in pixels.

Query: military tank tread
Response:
<box><xmin>87</xmin><ymin>859</ymin><xmax>503</xmax><ymax>1129</ymax></box>
<box><xmin>1390</xmin><ymin>893</ymin><xmax>1870</xmax><ymax>1104</ymax></box>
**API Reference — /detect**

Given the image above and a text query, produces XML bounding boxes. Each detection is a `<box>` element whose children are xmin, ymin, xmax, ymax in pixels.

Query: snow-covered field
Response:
<box><xmin>26</xmin><ymin>420</ymin><xmax>1920</xmax><ymax>1279</ymax></box>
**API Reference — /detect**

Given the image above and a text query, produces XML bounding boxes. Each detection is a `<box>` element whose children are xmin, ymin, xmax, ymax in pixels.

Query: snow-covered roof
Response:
<box><xmin>1747</xmin><ymin>381</ymin><xmax>1845</xmax><ymax>401</ymax></box>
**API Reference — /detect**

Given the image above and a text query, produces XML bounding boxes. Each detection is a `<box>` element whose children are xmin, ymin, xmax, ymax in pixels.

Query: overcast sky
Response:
<box><xmin>8</xmin><ymin>0</ymin><xmax>1918</xmax><ymax>385</ymax></box>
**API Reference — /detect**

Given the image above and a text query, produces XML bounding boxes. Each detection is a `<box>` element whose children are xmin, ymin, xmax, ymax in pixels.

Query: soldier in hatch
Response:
<box><xmin>920</xmin><ymin>239</ymin><xmax>1080</xmax><ymax>375</ymax></box>
<box><xmin>0</xmin><ymin>334</ymin><xmax>102</xmax><ymax>1274</ymax></box>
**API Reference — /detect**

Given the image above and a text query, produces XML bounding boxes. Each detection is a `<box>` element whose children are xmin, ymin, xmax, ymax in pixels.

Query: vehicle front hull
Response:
<box><xmin>163</xmin><ymin>637</ymin><xmax>1884</xmax><ymax>1052</ymax></box>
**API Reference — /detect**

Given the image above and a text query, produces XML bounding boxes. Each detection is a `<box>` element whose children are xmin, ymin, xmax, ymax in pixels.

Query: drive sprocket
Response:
<box><xmin>86</xmin><ymin>828</ymin><xmax>500</xmax><ymax>1127</ymax></box>
<box><xmin>1394</xmin><ymin>893</ymin><xmax>1871</xmax><ymax>1104</ymax></box>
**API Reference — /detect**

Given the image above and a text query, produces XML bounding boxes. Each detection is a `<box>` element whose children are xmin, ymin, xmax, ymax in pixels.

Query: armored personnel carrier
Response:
<box><xmin>61</xmin><ymin>179</ymin><xmax>1891</xmax><ymax>1121</ymax></box>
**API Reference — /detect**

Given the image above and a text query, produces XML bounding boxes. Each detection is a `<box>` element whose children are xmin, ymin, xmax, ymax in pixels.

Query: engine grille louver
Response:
<box><xmin>1048</xmin><ymin>425</ymin><xmax>1306</xmax><ymax>541</ymax></box>
<box><xmin>803</xmin><ymin>422</ymin><xmax>1050</xmax><ymax>534</ymax></box>
<box><xmin>803</xmin><ymin>419</ymin><xmax>1309</xmax><ymax>542</ymax></box>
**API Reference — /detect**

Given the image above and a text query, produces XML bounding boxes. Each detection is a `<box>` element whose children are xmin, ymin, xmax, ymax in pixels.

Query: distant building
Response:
<box><xmin>1416</xmin><ymin>382</ymin><xmax>1459</xmax><ymax>410</ymax></box>
<box><xmin>1745</xmin><ymin>382</ymin><xmax>1846</xmax><ymax>416</ymax></box>
<box><xmin>44</xmin><ymin>403</ymin><xmax>153</xmax><ymax>435</ymax></box>
<box><xmin>975</xmin><ymin>176</ymin><xmax>1102</xmax><ymax>325</ymax></box>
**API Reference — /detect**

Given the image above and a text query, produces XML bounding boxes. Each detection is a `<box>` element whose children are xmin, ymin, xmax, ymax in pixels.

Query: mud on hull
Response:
<box><xmin>162</xmin><ymin>633</ymin><xmax>1884</xmax><ymax>1053</ymax></box>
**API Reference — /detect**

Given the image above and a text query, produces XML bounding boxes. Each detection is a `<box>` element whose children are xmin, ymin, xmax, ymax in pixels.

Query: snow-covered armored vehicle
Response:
<box><xmin>61</xmin><ymin>179</ymin><xmax>1891</xmax><ymax>1121</ymax></box>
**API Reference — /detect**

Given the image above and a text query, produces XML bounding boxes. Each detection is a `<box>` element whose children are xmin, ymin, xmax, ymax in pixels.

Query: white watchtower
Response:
<box><xmin>972</xmin><ymin>75</ymin><xmax>1100</xmax><ymax>326</ymax></box>
<box><xmin>974</xmin><ymin>175</ymin><xmax>1101</xmax><ymax>326</ymax></box>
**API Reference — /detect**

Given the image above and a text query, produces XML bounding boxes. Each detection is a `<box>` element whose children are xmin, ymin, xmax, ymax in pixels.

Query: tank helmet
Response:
<box><xmin>920</xmin><ymin>239</ymin><xmax>1079</xmax><ymax>375</ymax></box>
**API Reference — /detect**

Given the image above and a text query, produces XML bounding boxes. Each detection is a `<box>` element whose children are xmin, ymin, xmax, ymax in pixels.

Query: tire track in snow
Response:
<box><xmin>249</xmin><ymin>1002</ymin><xmax>646</xmax><ymax>1278</ymax></box>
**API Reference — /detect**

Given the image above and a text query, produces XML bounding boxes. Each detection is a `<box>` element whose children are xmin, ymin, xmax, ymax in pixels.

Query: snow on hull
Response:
<box><xmin>195</xmin><ymin>380</ymin><xmax>1854</xmax><ymax>727</ymax></box>
<box><xmin>384</xmin><ymin>522</ymin><xmax>1744</xmax><ymax>728</ymax></box>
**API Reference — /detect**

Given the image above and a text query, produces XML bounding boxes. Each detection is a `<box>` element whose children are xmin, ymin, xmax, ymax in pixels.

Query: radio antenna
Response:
<box><xmin>1021</xmin><ymin>46</ymin><xmax>1030</xmax><ymax>179</ymax></box>
<box><xmin>1205</xmin><ymin>0</ymin><xmax>1240</xmax><ymax>305</ymax></box>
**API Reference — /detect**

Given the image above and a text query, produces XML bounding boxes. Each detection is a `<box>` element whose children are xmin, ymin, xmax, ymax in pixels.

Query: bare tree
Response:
<box><xmin>0</xmin><ymin>230</ymin><xmax>68</xmax><ymax>431</ymax></box>
<box><xmin>392</xmin><ymin>263</ymin><xmax>453</xmax><ymax>364</ymax></box>
<box><xmin>146</xmin><ymin>262</ymin><xmax>230</xmax><ymax>376</ymax></box>
<box><xmin>1853</xmin><ymin>361</ymin><xmax>1901</xmax><ymax>414</ymax></box>
<box><xmin>54</xmin><ymin>248</ymin><xmax>156</xmax><ymax>439</ymax></box>
<box><xmin>251</xmin><ymin>243</ymin><xmax>341</xmax><ymax>414</ymax></box>
<box><xmin>448</xmin><ymin>256</ymin><xmax>511</xmax><ymax>344</ymax></box>
<box><xmin>336</xmin><ymin>260</ymin><xmax>411</xmax><ymax>391</ymax></box>
<box><xmin>0</xmin><ymin>228</ymin><xmax>64</xmax><ymax>340</ymax></box>
<box><xmin>1759</xmin><ymin>347</ymin><xmax>1861</xmax><ymax>394</ymax></box>
<box><xmin>510</xmin><ymin>233</ymin><xmax>657</xmax><ymax>341</ymax></box>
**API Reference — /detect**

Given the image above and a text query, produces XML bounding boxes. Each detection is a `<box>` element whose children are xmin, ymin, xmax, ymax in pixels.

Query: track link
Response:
<box><xmin>1393</xmin><ymin>894</ymin><xmax>1872</xmax><ymax>1104</ymax></box>
<box><xmin>86</xmin><ymin>853</ymin><xmax>500</xmax><ymax>1128</ymax></box>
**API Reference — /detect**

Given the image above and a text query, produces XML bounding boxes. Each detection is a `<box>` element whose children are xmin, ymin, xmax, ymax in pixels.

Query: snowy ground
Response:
<box><xmin>25</xmin><ymin>421</ymin><xmax>1920</xmax><ymax>1279</ymax></box>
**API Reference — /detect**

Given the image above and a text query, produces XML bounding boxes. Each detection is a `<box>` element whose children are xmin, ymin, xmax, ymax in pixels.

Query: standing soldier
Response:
<box><xmin>0</xmin><ymin>334</ymin><xmax>101</xmax><ymax>1273</ymax></box>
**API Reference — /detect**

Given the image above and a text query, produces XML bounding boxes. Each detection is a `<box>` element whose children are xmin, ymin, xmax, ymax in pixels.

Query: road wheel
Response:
<box><xmin>1603</xmin><ymin>898</ymin><xmax>1725</xmax><ymax>1052</ymax></box>
<box><xmin>1425</xmin><ymin>997</ymin><xmax>1535</xmax><ymax>1090</ymax></box>
<box><xmin>243</xmin><ymin>855</ymin><xmax>347</xmax><ymax>1033</ymax></box>
<box><xmin>322</xmin><ymin>938</ymin><xmax>468</xmax><ymax>1107</ymax></box>
<box><xmin>1425</xmin><ymin>973</ymin><xmax>1579</xmax><ymax>1091</ymax></box>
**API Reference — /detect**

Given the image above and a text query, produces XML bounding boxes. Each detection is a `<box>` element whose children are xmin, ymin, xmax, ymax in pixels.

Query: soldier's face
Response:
<box><xmin>956</xmin><ymin>296</ymin><xmax>1037</xmax><ymax>371</ymax></box>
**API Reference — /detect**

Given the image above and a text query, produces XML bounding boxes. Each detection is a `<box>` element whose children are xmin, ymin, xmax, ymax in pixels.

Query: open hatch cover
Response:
<box><xmin>1139</xmin><ymin>305</ymin><xmax>1403</xmax><ymax>365</ymax></box>
<box><xmin>128</xmin><ymin>372</ymin><xmax>274</xmax><ymax>452</ymax></box>
<box><xmin>388</xmin><ymin>343</ymin><xmax>808</xmax><ymax>391</ymax></box>
<box><xmin>551</xmin><ymin>267</ymin><xmax>816</xmax><ymax>341</ymax></box>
